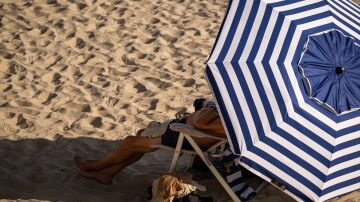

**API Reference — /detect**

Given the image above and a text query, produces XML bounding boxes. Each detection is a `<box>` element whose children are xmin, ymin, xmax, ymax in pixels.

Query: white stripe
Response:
<box><xmin>256</xmin><ymin>141</ymin><xmax>324</xmax><ymax>188</ymax></box>
<box><xmin>254</xmin><ymin>8</ymin><xmax>279</xmax><ymax>62</ymax></box>
<box><xmin>224</xmin><ymin>0</ymin><xmax>254</xmax><ymax>62</ymax></box>
<box><xmin>334</xmin><ymin>19</ymin><xmax>360</xmax><ymax>41</ymax></box>
<box><xmin>238</xmin><ymin>159</ymin><xmax>303</xmax><ymax>202</ymax></box>
<box><xmin>279</xmin><ymin>122</ymin><xmax>332</xmax><ymax>160</ymax></box>
<box><xmin>208</xmin><ymin>64</ymin><xmax>246</xmax><ymax>152</ymax></box>
<box><xmin>208</xmin><ymin>0</ymin><xmax>239</xmax><ymax>63</ymax></box>
<box><xmin>286</xmin><ymin>5</ymin><xmax>330</xmax><ymax>21</ymax></box>
<box><xmin>331</xmin><ymin>0</ymin><xmax>360</xmax><ymax>17</ymax></box>
<box><xmin>253</xmin><ymin>62</ymin><xmax>284</xmax><ymax>130</ymax></box>
<box><xmin>341</xmin><ymin>0</ymin><xmax>360</xmax><ymax>12</ymax></box>
<box><xmin>243</xmin><ymin>151</ymin><xmax>320</xmax><ymax>201</ymax></box>
<box><xmin>284</xmin><ymin>20</ymin><xmax>338</xmax><ymax>130</ymax></box>
<box><xmin>336</xmin><ymin>131</ymin><xmax>360</xmax><ymax>145</ymax></box>
<box><xmin>227</xmin><ymin>170</ymin><xmax>243</xmax><ymax>182</ymax></box>
<box><xmin>332</xmin><ymin>145</ymin><xmax>360</xmax><ymax>160</ymax></box>
<box><xmin>276</xmin><ymin>0</ymin><xmax>324</xmax><ymax>12</ymax></box>
<box><xmin>328</xmin><ymin>0</ymin><xmax>360</xmax><ymax>22</ymax></box>
<box><xmin>320</xmin><ymin>183</ymin><xmax>360</xmax><ymax>202</ymax></box>
<box><xmin>269</xmin><ymin>16</ymin><xmax>336</xmax><ymax>142</ymax></box>
<box><xmin>238</xmin><ymin>0</ymin><xmax>266</xmax><ymax>61</ymax></box>
<box><xmin>269</xmin><ymin>125</ymin><xmax>331</xmax><ymax>171</ymax></box>
<box><xmin>224</xmin><ymin>62</ymin><xmax>259</xmax><ymax>144</ymax></box>
<box><xmin>327</xmin><ymin>157</ymin><xmax>360</xmax><ymax>175</ymax></box>
<box><xmin>323</xmin><ymin>170</ymin><xmax>360</xmax><ymax>189</ymax></box>
<box><xmin>232</xmin><ymin>183</ymin><xmax>245</xmax><ymax>192</ymax></box>
<box><xmin>240</xmin><ymin>187</ymin><xmax>255</xmax><ymax>199</ymax></box>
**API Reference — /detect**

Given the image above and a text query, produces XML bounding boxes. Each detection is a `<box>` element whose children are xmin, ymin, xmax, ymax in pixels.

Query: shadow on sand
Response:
<box><xmin>0</xmin><ymin>136</ymin><xmax>176</xmax><ymax>202</ymax></box>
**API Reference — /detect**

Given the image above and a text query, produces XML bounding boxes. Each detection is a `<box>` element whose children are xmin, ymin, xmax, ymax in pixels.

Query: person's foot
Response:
<box><xmin>79</xmin><ymin>170</ymin><xmax>113</xmax><ymax>185</ymax></box>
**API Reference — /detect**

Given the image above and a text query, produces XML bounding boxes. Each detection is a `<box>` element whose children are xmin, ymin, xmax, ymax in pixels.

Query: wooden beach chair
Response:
<box><xmin>154</xmin><ymin>122</ymin><xmax>267</xmax><ymax>202</ymax></box>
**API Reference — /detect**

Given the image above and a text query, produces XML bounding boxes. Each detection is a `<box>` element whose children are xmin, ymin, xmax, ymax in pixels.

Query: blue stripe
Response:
<box><xmin>321</xmin><ymin>176</ymin><xmax>360</xmax><ymax>196</ymax></box>
<box><xmin>247</xmin><ymin>4</ymin><xmax>272</xmax><ymax>62</ymax></box>
<box><xmin>293</xmin><ymin>105</ymin><xmax>336</xmax><ymax>149</ymax></box>
<box><xmin>206</xmin><ymin>66</ymin><xmax>241</xmax><ymax>154</ymax></box>
<box><xmin>329</xmin><ymin>0</ymin><xmax>360</xmax><ymax>27</ymax></box>
<box><xmin>229</xmin><ymin>178</ymin><xmax>245</xmax><ymax>187</ymax></box>
<box><xmin>237</xmin><ymin>184</ymin><xmax>252</xmax><ymax>196</ymax></box>
<box><xmin>273</xmin><ymin>120</ymin><xmax>331</xmax><ymax>166</ymax></box>
<box><xmin>217</xmin><ymin>0</ymin><xmax>247</xmax><ymax>62</ymax></box>
<box><xmin>281</xmin><ymin>1</ymin><xmax>328</xmax><ymax>16</ymax></box>
<box><xmin>334</xmin><ymin>137</ymin><xmax>360</xmax><ymax>152</ymax></box>
<box><xmin>331</xmin><ymin>151</ymin><xmax>360</xmax><ymax>166</ymax></box>
<box><xmin>330</xmin><ymin>14</ymin><xmax>360</xmax><ymax>43</ymax></box>
<box><xmin>333</xmin><ymin>0</ymin><xmax>360</xmax><ymax>16</ymax></box>
<box><xmin>326</xmin><ymin>164</ymin><xmax>360</xmax><ymax>181</ymax></box>
<box><xmin>332</xmin><ymin>13</ymin><xmax>360</xmax><ymax>41</ymax></box>
<box><xmin>229</xmin><ymin>63</ymin><xmax>264</xmax><ymax>144</ymax></box>
<box><xmin>232</xmin><ymin>0</ymin><xmax>260</xmax><ymax>62</ymax></box>
<box><xmin>207</xmin><ymin>0</ymin><xmax>233</xmax><ymax>62</ymax></box>
<box><xmin>338</xmin><ymin>124</ymin><xmax>360</xmax><ymax>137</ymax></box>
<box><xmin>261</xmin><ymin>132</ymin><xmax>328</xmax><ymax>181</ymax></box>
<box><xmin>268</xmin><ymin>0</ymin><xmax>302</xmax><ymax>8</ymax></box>
<box><xmin>341</xmin><ymin>0</ymin><xmax>360</xmax><ymax>14</ymax></box>
<box><xmin>215</xmin><ymin>63</ymin><xmax>256</xmax><ymax>151</ymax></box>
<box><xmin>240</xmin><ymin>156</ymin><xmax>313</xmax><ymax>201</ymax></box>
<box><xmin>246</xmin><ymin>147</ymin><xmax>322</xmax><ymax>195</ymax></box>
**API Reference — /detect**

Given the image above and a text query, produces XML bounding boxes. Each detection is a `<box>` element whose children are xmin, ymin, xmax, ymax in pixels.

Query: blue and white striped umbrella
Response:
<box><xmin>205</xmin><ymin>0</ymin><xmax>360</xmax><ymax>201</ymax></box>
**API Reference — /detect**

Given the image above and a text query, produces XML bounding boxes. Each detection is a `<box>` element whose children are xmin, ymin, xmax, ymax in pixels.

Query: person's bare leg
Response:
<box><xmin>78</xmin><ymin>153</ymin><xmax>144</xmax><ymax>184</ymax></box>
<box><xmin>74</xmin><ymin>136</ymin><xmax>161</xmax><ymax>171</ymax></box>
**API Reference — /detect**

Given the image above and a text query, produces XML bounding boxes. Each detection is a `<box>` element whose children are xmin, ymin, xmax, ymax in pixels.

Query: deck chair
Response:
<box><xmin>155</xmin><ymin>122</ymin><xmax>267</xmax><ymax>202</ymax></box>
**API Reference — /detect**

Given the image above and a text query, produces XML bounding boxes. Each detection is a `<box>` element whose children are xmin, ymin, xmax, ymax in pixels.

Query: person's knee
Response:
<box><xmin>122</xmin><ymin>136</ymin><xmax>159</xmax><ymax>152</ymax></box>
<box><xmin>123</xmin><ymin>136</ymin><xmax>138</xmax><ymax>147</ymax></box>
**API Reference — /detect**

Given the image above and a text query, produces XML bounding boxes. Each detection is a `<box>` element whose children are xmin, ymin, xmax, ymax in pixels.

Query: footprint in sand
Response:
<box><xmin>16</xmin><ymin>114</ymin><xmax>28</xmax><ymax>129</ymax></box>
<box><xmin>52</xmin><ymin>72</ymin><xmax>62</xmax><ymax>85</ymax></box>
<box><xmin>134</xmin><ymin>82</ymin><xmax>147</xmax><ymax>93</ymax></box>
<box><xmin>81</xmin><ymin>104</ymin><xmax>91</xmax><ymax>112</ymax></box>
<box><xmin>90</xmin><ymin>117</ymin><xmax>102</xmax><ymax>128</ymax></box>
<box><xmin>144</xmin><ymin>77</ymin><xmax>172</xmax><ymax>89</ymax></box>
<box><xmin>76</xmin><ymin>38</ymin><xmax>86</xmax><ymax>49</ymax></box>
<box><xmin>182</xmin><ymin>78</ymin><xmax>196</xmax><ymax>87</ymax></box>
<box><xmin>149</xmin><ymin>99</ymin><xmax>159</xmax><ymax>110</ymax></box>
<box><xmin>42</xmin><ymin>92</ymin><xmax>57</xmax><ymax>105</ymax></box>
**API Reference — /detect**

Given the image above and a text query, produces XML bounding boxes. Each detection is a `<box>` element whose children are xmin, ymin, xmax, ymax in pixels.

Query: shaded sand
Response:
<box><xmin>0</xmin><ymin>0</ymin><xmax>359</xmax><ymax>201</ymax></box>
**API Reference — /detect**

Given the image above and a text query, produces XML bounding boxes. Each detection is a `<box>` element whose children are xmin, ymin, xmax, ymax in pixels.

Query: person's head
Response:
<box><xmin>193</xmin><ymin>98</ymin><xmax>206</xmax><ymax>111</ymax></box>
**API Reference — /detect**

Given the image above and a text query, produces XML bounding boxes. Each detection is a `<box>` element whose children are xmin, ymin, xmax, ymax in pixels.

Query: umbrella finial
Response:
<box><xmin>335</xmin><ymin>67</ymin><xmax>344</xmax><ymax>74</ymax></box>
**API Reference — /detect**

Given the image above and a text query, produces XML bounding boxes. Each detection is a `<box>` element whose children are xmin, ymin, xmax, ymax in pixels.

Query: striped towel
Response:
<box><xmin>222</xmin><ymin>149</ymin><xmax>256</xmax><ymax>200</ymax></box>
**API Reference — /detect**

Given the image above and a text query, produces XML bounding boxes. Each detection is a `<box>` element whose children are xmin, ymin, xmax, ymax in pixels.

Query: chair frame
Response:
<box><xmin>167</xmin><ymin>122</ymin><xmax>241</xmax><ymax>202</ymax></box>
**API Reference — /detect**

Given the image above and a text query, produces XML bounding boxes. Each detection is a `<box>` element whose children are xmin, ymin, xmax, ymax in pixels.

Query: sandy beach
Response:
<box><xmin>0</xmin><ymin>0</ymin><xmax>359</xmax><ymax>201</ymax></box>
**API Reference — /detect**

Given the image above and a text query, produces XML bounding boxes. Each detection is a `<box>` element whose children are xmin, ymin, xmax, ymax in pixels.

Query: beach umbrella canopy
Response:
<box><xmin>205</xmin><ymin>0</ymin><xmax>360</xmax><ymax>201</ymax></box>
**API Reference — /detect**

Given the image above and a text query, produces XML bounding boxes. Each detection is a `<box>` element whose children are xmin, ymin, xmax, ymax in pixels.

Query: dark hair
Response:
<box><xmin>193</xmin><ymin>98</ymin><xmax>206</xmax><ymax>111</ymax></box>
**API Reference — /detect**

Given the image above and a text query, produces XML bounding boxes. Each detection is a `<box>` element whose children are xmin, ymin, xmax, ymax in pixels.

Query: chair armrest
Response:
<box><xmin>170</xmin><ymin>123</ymin><xmax>227</xmax><ymax>141</ymax></box>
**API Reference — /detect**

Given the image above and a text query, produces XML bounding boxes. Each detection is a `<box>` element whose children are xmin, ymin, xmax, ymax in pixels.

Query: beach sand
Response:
<box><xmin>0</xmin><ymin>0</ymin><xmax>359</xmax><ymax>201</ymax></box>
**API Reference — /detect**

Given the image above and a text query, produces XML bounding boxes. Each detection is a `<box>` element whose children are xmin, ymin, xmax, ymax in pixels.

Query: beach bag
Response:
<box><xmin>186</xmin><ymin>108</ymin><xmax>225</xmax><ymax>136</ymax></box>
<box><xmin>150</xmin><ymin>172</ymin><xmax>206</xmax><ymax>202</ymax></box>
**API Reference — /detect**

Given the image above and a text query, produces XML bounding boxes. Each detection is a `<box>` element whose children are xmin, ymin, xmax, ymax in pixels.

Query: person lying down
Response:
<box><xmin>73</xmin><ymin>98</ymin><xmax>225</xmax><ymax>184</ymax></box>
